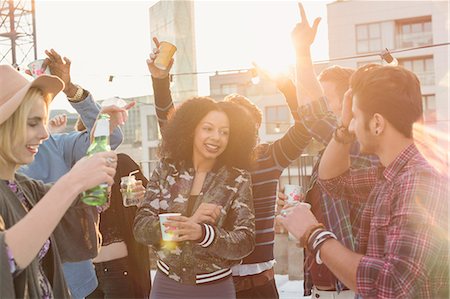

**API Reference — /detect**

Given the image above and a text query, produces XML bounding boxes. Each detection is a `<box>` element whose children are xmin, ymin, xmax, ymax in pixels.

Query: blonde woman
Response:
<box><xmin>0</xmin><ymin>65</ymin><xmax>117</xmax><ymax>298</ymax></box>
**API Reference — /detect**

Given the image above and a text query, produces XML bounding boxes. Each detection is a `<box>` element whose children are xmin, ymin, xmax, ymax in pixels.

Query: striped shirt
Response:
<box><xmin>319</xmin><ymin>144</ymin><xmax>449</xmax><ymax>298</ymax></box>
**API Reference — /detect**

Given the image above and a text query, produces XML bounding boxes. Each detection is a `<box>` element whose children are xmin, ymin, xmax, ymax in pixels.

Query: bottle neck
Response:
<box><xmin>94</xmin><ymin>117</ymin><xmax>109</xmax><ymax>137</ymax></box>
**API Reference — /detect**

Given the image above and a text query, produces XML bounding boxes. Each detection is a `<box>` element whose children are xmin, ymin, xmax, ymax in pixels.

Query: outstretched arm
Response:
<box><xmin>147</xmin><ymin>37</ymin><xmax>175</xmax><ymax>131</ymax></box>
<box><xmin>292</xmin><ymin>3</ymin><xmax>324</xmax><ymax>106</ymax></box>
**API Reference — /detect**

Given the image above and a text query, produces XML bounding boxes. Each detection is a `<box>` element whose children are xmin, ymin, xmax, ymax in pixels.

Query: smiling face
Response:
<box><xmin>13</xmin><ymin>95</ymin><xmax>49</xmax><ymax>165</ymax></box>
<box><xmin>192</xmin><ymin>110</ymin><xmax>230</xmax><ymax>165</ymax></box>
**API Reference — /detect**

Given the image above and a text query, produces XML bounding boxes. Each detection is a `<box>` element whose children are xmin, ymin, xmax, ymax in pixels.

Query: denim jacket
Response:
<box><xmin>134</xmin><ymin>159</ymin><xmax>255</xmax><ymax>285</ymax></box>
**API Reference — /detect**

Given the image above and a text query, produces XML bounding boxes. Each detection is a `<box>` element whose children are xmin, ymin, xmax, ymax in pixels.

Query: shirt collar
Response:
<box><xmin>382</xmin><ymin>143</ymin><xmax>419</xmax><ymax>182</ymax></box>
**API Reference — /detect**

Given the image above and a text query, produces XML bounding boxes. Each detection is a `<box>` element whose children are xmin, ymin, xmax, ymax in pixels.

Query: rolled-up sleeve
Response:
<box><xmin>297</xmin><ymin>97</ymin><xmax>338</xmax><ymax>146</ymax></box>
<box><xmin>318</xmin><ymin>167</ymin><xmax>378</xmax><ymax>203</ymax></box>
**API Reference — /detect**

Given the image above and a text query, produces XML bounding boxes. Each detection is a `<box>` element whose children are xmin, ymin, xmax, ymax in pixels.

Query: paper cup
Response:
<box><xmin>159</xmin><ymin>213</ymin><xmax>181</xmax><ymax>241</ymax></box>
<box><xmin>284</xmin><ymin>184</ymin><xmax>304</xmax><ymax>204</ymax></box>
<box><xmin>154</xmin><ymin>41</ymin><xmax>177</xmax><ymax>70</ymax></box>
<box><xmin>27</xmin><ymin>59</ymin><xmax>50</xmax><ymax>78</ymax></box>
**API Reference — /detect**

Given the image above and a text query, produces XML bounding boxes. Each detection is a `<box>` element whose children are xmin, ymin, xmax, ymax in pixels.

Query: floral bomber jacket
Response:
<box><xmin>133</xmin><ymin>159</ymin><xmax>256</xmax><ymax>285</ymax></box>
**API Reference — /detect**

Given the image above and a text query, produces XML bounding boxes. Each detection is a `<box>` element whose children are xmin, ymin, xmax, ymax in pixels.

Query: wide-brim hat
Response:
<box><xmin>0</xmin><ymin>64</ymin><xmax>65</xmax><ymax>125</ymax></box>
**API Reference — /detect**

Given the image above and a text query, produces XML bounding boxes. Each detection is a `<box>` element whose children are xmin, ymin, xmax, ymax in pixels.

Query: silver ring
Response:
<box><xmin>280</xmin><ymin>210</ymin><xmax>288</xmax><ymax>217</ymax></box>
<box><xmin>106</xmin><ymin>157</ymin><xmax>115</xmax><ymax>166</ymax></box>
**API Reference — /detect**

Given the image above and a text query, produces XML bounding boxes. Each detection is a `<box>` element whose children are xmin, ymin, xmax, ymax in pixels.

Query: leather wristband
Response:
<box><xmin>299</xmin><ymin>223</ymin><xmax>325</xmax><ymax>248</ymax></box>
<box><xmin>333</xmin><ymin>125</ymin><xmax>355</xmax><ymax>144</ymax></box>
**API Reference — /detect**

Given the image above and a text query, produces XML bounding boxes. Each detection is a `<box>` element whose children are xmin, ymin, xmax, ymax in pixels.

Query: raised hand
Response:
<box><xmin>48</xmin><ymin>114</ymin><xmax>67</xmax><ymax>134</ymax></box>
<box><xmin>291</xmin><ymin>2</ymin><xmax>321</xmax><ymax>52</ymax></box>
<box><xmin>100</xmin><ymin>101</ymin><xmax>136</xmax><ymax>129</ymax></box>
<box><xmin>252</xmin><ymin>62</ymin><xmax>291</xmax><ymax>89</ymax></box>
<box><xmin>42</xmin><ymin>49</ymin><xmax>73</xmax><ymax>93</ymax></box>
<box><xmin>146</xmin><ymin>37</ymin><xmax>174</xmax><ymax>79</ymax></box>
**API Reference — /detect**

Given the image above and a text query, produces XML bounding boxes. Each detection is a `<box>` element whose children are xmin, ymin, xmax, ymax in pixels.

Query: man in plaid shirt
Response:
<box><xmin>279</xmin><ymin>63</ymin><xmax>449</xmax><ymax>298</ymax></box>
<box><xmin>288</xmin><ymin>4</ymin><xmax>377</xmax><ymax>297</ymax></box>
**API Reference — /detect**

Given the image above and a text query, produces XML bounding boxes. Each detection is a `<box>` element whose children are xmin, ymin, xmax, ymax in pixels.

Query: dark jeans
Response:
<box><xmin>87</xmin><ymin>256</ymin><xmax>135</xmax><ymax>299</ymax></box>
<box><xmin>235</xmin><ymin>278</ymin><xmax>279</xmax><ymax>299</ymax></box>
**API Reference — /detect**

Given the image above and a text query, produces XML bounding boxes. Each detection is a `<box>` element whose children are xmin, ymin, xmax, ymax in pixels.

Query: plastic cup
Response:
<box><xmin>159</xmin><ymin>213</ymin><xmax>181</xmax><ymax>241</ymax></box>
<box><xmin>120</xmin><ymin>175</ymin><xmax>139</xmax><ymax>207</ymax></box>
<box><xmin>101</xmin><ymin>97</ymin><xmax>127</xmax><ymax>108</ymax></box>
<box><xmin>154</xmin><ymin>41</ymin><xmax>177</xmax><ymax>70</ymax></box>
<box><xmin>284</xmin><ymin>184</ymin><xmax>304</xmax><ymax>205</ymax></box>
<box><xmin>27</xmin><ymin>59</ymin><xmax>51</xmax><ymax>78</ymax></box>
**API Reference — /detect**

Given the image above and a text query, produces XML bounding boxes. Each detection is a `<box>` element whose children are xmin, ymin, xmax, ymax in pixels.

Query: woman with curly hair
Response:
<box><xmin>134</xmin><ymin>97</ymin><xmax>257</xmax><ymax>299</ymax></box>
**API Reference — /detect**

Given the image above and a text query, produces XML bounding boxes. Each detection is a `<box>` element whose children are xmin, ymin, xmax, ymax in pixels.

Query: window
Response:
<box><xmin>422</xmin><ymin>94</ymin><xmax>436</xmax><ymax>123</ymax></box>
<box><xmin>265</xmin><ymin>105</ymin><xmax>290</xmax><ymax>134</ymax></box>
<box><xmin>221</xmin><ymin>84</ymin><xmax>238</xmax><ymax>95</ymax></box>
<box><xmin>148</xmin><ymin>147</ymin><xmax>159</xmax><ymax>161</ymax></box>
<box><xmin>356</xmin><ymin>23</ymin><xmax>382</xmax><ymax>53</ymax></box>
<box><xmin>398</xmin><ymin>56</ymin><xmax>434</xmax><ymax>85</ymax></box>
<box><xmin>122</xmin><ymin>106</ymin><xmax>140</xmax><ymax>144</ymax></box>
<box><xmin>396</xmin><ymin>17</ymin><xmax>432</xmax><ymax>48</ymax></box>
<box><xmin>147</xmin><ymin>115</ymin><xmax>158</xmax><ymax>141</ymax></box>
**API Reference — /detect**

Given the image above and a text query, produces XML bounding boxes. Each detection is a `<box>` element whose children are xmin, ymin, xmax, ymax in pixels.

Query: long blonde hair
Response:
<box><xmin>0</xmin><ymin>88</ymin><xmax>51</xmax><ymax>167</ymax></box>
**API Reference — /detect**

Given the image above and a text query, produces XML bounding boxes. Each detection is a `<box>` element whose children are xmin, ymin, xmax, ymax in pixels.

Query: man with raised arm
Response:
<box><xmin>279</xmin><ymin>4</ymin><xmax>378</xmax><ymax>298</ymax></box>
<box><xmin>279</xmin><ymin>62</ymin><xmax>449</xmax><ymax>298</ymax></box>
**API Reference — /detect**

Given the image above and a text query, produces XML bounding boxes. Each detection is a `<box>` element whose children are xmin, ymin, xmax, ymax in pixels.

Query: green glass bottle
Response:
<box><xmin>81</xmin><ymin>114</ymin><xmax>111</xmax><ymax>206</ymax></box>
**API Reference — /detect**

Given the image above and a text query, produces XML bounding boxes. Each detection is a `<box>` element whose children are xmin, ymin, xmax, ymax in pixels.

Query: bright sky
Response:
<box><xmin>33</xmin><ymin>0</ymin><xmax>332</xmax><ymax>112</ymax></box>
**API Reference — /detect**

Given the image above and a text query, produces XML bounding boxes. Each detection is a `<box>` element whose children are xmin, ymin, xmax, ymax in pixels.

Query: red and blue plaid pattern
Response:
<box><xmin>319</xmin><ymin>144</ymin><xmax>449</xmax><ymax>298</ymax></box>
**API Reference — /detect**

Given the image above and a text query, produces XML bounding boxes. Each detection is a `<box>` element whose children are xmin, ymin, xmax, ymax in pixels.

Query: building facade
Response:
<box><xmin>131</xmin><ymin>0</ymin><xmax>199</xmax><ymax>176</ymax></box>
<box><xmin>327</xmin><ymin>0</ymin><xmax>449</xmax><ymax>138</ymax></box>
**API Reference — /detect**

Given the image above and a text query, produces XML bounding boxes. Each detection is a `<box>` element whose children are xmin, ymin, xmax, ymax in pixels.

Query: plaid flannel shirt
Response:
<box><xmin>298</xmin><ymin>97</ymin><xmax>378</xmax><ymax>295</ymax></box>
<box><xmin>319</xmin><ymin>144</ymin><xmax>449</xmax><ymax>298</ymax></box>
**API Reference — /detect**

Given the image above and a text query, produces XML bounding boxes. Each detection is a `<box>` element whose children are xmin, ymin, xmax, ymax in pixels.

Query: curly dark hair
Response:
<box><xmin>224</xmin><ymin>93</ymin><xmax>262</xmax><ymax>129</ymax></box>
<box><xmin>160</xmin><ymin>97</ymin><xmax>257</xmax><ymax>171</ymax></box>
<box><xmin>217</xmin><ymin>101</ymin><xmax>257</xmax><ymax>170</ymax></box>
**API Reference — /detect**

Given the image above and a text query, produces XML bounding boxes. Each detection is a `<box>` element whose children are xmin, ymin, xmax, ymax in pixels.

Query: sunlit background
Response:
<box><xmin>33</xmin><ymin>0</ymin><xmax>331</xmax><ymax>111</ymax></box>
<box><xmin>30</xmin><ymin>0</ymin><xmax>449</xmax><ymax>179</ymax></box>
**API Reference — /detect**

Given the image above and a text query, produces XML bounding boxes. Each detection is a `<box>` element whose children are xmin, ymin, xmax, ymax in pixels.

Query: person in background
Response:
<box><xmin>48</xmin><ymin>113</ymin><xmax>68</xmax><ymax>134</ymax></box>
<box><xmin>88</xmin><ymin>153</ymin><xmax>151</xmax><ymax>299</ymax></box>
<box><xmin>277</xmin><ymin>4</ymin><xmax>378</xmax><ymax>298</ymax></box>
<box><xmin>19</xmin><ymin>49</ymin><xmax>134</xmax><ymax>299</ymax></box>
<box><xmin>147</xmin><ymin>37</ymin><xmax>314</xmax><ymax>299</ymax></box>
<box><xmin>134</xmin><ymin>97</ymin><xmax>257</xmax><ymax>298</ymax></box>
<box><xmin>0</xmin><ymin>64</ymin><xmax>117</xmax><ymax>298</ymax></box>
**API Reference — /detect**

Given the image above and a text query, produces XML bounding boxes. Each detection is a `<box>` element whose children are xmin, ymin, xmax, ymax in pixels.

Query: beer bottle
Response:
<box><xmin>82</xmin><ymin>114</ymin><xmax>111</xmax><ymax>206</ymax></box>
